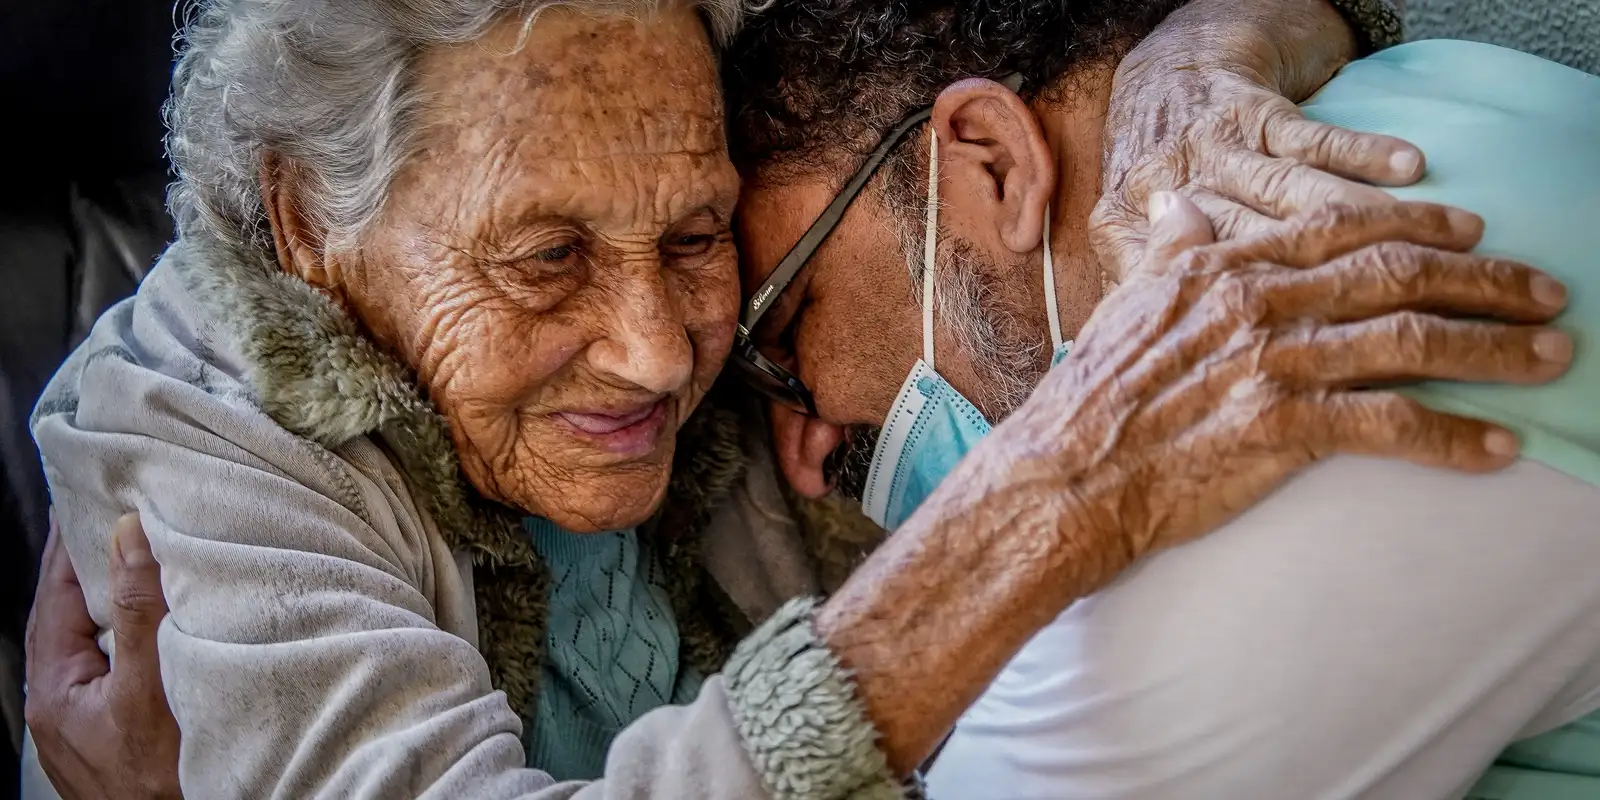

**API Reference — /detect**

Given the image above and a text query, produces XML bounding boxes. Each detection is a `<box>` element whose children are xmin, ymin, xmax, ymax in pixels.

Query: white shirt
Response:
<box><xmin>927</xmin><ymin>456</ymin><xmax>1600</xmax><ymax>799</ymax></box>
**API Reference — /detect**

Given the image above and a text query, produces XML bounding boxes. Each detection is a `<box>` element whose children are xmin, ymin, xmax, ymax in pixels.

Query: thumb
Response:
<box><xmin>1143</xmin><ymin>191</ymin><xmax>1216</xmax><ymax>269</ymax></box>
<box><xmin>108</xmin><ymin>514</ymin><xmax>169</xmax><ymax>699</ymax></box>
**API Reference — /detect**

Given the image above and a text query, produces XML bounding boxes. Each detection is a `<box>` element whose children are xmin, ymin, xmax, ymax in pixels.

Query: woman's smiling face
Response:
<box><xmin>329</xmin><ymin>6</ymin><xmax>741</xmax><ymax>531</ymax></box>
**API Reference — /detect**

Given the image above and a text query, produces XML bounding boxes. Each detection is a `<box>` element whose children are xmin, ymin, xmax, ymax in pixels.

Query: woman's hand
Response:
<box><xmin>1016</xmin><ymin>194</ymin><xmax>1569</xmax><ymax>576</ymax></box>
<box><xmin>25</xmin><ymin>514</ymin><xmax>181</xmax><ymax>800</ymax></box>
<box><xmin>818</xmin><ymin>193</ymin><xmax>1571</xmax><ymax>777</ymax></box>
<box><xmin>1091</xmin><ymin>0</ymin><xmax>1419</xmax><ymax>280</ymax></box>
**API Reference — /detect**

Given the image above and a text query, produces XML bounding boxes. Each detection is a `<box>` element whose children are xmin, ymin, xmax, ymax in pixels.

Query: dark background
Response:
<box><xmin>1</xmin><ymin>5</ymin><xmax>179</xmax><ymax>798</ymax></box>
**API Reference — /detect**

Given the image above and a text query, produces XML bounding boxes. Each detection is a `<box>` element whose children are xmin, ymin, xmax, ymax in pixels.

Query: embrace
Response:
<box><xmin>21</xmin><ymin>0</ymin><xmax>1600</xmax><ymax>798</ymax></box>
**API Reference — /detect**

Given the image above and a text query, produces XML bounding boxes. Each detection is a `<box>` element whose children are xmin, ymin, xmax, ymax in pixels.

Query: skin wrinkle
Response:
<box><xmin>310</xmin><ymin>5</ymin><xmax>739</xmax><ymax>532</ymax></box>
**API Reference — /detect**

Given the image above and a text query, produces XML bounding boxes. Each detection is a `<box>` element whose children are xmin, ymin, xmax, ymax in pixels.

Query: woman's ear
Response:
<box><xmin>930</xmin><ymin>78</ymin><xmax>1055</xmax><ymax>255</ymax></box>
<box><xmin>259</xmin><ymin>154</ymin><xmax>344</xmax><ymax>298</ymax></box>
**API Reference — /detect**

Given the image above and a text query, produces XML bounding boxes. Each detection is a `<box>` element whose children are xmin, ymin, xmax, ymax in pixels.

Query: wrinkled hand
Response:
<box><xmin>25</xmin><ymin>513</ymin><xmax>181</xmax><ymax>800</ymax></box>
<box><xmin>993</xmin><ymin>193</ymin><xmax>1571</xmax><ymax>587</ymax></box>
<box><xmin>1091</xmin><ymin>17</ymin><xmax>1424</xmax><ymax>281</ymax></box>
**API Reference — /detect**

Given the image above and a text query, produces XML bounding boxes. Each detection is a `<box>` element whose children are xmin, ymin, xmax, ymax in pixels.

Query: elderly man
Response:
<box><xmin>722</xmin><ymin>2</ymin><xmax>1599</xmax><ymax>798</ymax></box>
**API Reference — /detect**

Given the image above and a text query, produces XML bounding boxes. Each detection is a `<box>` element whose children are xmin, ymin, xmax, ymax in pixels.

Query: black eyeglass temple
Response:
<box><xmin>738</xmin><ymin>73</ymin><xmax>1026</xmax><ymax>336</ymax></box>
<box><xmin>740</xmin><ymin>106</ymin><xmax>935</xmax><ymax>333</ymax></box>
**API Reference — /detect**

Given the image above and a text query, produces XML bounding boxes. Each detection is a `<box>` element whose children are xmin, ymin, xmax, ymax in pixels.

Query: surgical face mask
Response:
<box><xmin>860</xmin><ymin>132</ymin><xmax>1071</xmax><ymax>531</ymax></box>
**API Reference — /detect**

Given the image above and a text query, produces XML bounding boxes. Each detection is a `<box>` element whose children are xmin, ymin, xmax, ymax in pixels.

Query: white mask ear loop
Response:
<box><xmin>1042</xmin><ymin>203</ymin><xmax>1064</xmax><ymax>352</ymax></box>
<box><xmin>921</xmin><ymin>129</ymin><xmax>940</xmax><ymax>369</ymax></box>
<box><xmin>924</xmin><ymin>137</ymin><xmax>1068</xmax><ymax>363</ymax></box>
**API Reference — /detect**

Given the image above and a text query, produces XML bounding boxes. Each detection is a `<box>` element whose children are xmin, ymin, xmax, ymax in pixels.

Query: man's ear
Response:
<box><xmin>930</xmin><ymin>78</ymin><xmax>1054</xmax><ymax>254</ymax></box>
<box><xmin>259</xmin><ymin>154</ymin><xmax>344</xmax><ymax>298</ymax></box>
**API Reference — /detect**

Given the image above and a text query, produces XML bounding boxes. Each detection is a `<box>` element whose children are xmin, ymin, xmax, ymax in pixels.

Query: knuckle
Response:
<box><xmin>1168</xmin><ymin>248</ymin><xmax>1216</xmax><ymax>276</ymax></box>
<box><xmin>1320</xmin><ymin>127</ymin><xmax>1364</xmax><ymax>161</ymax></box>
<box><xmin>1254</xmin><ymin>160</ymin><xmax>1295</xmax><ymax>201</ymax></box>
<box><xmin>1322</xmin><ymin>202</ymin><xmax>1368</xmax><ymax>230</ymax></box>
<box><xmin>1383</xmin><ymin>397</ymin><xmax>1436</xmax><ymax>448</ymax></box>
<box><xmin>1127</xmin><ymin>149</ymin><xmax>1184</xmax><ymax>194</ymax></box>
<box><xmin>1385</xmin><ymin>393</ymin><xmax>1429</xmax><ymax>426</ymax></box>
<box><xmin>112</xmin><ymin>585</ymin><xmax>163</xmax><ymax>627</ymax></box>
<box><xmin>1407</xmin><ymin>202</ymin><xmax>1457</xmax><ymax>233</ymax></box>
<box><xmin>23</xmin><ymin>693</ymin><xmax>59</xmax><ymax>736</ymax></box>
<box><xmin>1484</xmin><ymin>324</ymin><xmax>1536</xmax><ymax>367</ymax></box>
<box><xmin>1364</xmin><ymin>241</ymin><xmax>1428</xmax><ymax>286</ymax></box>
<box><xmin>1383</xmin><ymin>311</ymin><xmax>1437</xmax><ymax>354</ymax></box>
<box><xmin>1300</xmin><ymin>202</ymin><xmax>1363</xmax><ymax>237</ymax></box>
<box><xmin>1206</xmin><ymin>270</ymin><xmax>1270</xmax><ymax>323</ymax></box>
<box><xmin>1088</xmin><ymin>200</ymin><xmax>1117</xmax><ymax>232</ymax></box>
<box><xmin>1299</xmin><ymin>123</ymin><xmax>1340</xmax><ymax>161</ymax></box>
<box><xmin>1477</xmin><ymin>256</ymin><xmax>1526</xmax><ymax>287</ymax></box>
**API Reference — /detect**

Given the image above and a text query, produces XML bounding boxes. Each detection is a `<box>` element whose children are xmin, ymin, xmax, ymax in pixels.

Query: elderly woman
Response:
<box><xmin>20</xmin><ymin>0</ymin><xmax>1565</xmax><ymax>798</ymax></box>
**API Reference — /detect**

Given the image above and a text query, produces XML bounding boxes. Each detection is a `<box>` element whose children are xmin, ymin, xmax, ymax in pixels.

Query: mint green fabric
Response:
<box><xmin>1303</xmin><ymin>39</ymin><xmax>1600</xmax><ymax>489</ymax></box>
<box><xmin>521</xmin><ymin>520</ymin><xmax>703</xmax><ymax>781</ymax></box>
<box><xmin>1302</xmin><ymin>40</ymin><xmax>1600</xmax><ymax>799</ymax></box>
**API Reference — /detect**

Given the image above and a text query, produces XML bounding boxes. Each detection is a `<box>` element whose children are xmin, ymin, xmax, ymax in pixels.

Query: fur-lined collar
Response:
<box><xmin>167</xmin><ymin>233</ymin><xmax>748</xmax><ymax>719</ymax></box>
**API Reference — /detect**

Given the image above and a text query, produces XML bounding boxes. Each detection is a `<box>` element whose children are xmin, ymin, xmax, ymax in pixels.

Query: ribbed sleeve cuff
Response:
<box><xmin>723</xmin><ymin>597</ymin><xmax>915</xmax><ymax>800</ymax></box>
<box><xmin>1327</xmin><ymin>0</ymin><xmax>1405</xmax><ymax>53</ymax></box>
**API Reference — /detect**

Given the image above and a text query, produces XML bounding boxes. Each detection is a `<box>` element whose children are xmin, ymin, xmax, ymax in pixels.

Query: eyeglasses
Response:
<box><xmin>730</xmin><ymin>75</ymin><xmax>1023</xmax><ymax>417</ymax></box>
<box><xmin>731</xmin><ymin>105</ymin><xmax>935</xmax><ymax>417</ymax></box>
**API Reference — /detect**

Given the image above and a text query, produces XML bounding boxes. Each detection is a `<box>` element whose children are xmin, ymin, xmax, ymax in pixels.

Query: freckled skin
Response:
<box><xmin>338</xmin><ymin>7</ymin><xmax>741</xmax><ymax>532</ymax></box>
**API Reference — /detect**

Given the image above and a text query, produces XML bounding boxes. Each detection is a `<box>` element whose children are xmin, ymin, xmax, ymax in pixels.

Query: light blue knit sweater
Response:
<box><xmin>522</xmin><ymin>519</ymin><xmax>704</xmax><ymax>780</ymax></box>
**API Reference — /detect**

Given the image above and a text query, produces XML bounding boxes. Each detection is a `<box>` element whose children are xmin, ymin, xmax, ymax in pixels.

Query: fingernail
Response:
<box><xmin>1532</xmin><ymin>275</ymin><xmax>1568</xmax><ymax>309</ymax></box>
<box><xmin>1148</xmin><ymin>191</ymin><xmax>1175</xmax><ymax>224</ymax></box>
<box><xmin>1389</xmin><ymin>149</ymin><xmax>1422</xmax><ymax>179</ymax></box>
<box><xmin>1484</xmin><ymin>428</ymin><xmax>1521</xmax><ymax>458</ymax></box>
<box><xmin>1534</xmin><ymin>330</ymin><xmax>1573</xmax><ymax>363</ymax></box>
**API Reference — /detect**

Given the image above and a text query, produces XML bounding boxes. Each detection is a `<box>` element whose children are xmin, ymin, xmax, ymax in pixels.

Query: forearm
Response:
<box><xmin>1123</xmin><ymin>0</ymin><xmax>1360</xmax><ymax>101</ymax></box>
<box><xmin>812</xmin><ymin>447</ymin><xmax>1119</xmax><ymax>777</ymax></box>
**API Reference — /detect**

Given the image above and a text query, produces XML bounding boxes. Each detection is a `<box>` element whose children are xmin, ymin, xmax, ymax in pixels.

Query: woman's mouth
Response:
<box><xmin>555</xmin><ymin>400</ymin><xmax>670</xmax><ymax>456</ymax></box>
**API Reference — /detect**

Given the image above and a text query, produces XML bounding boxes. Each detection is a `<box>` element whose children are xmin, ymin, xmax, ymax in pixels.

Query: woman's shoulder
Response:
<box><xmin>32</xmin><ymin>242</ymin><xmax>461</xmax><ymax>626</ymax></box>
<box><xmin>32</xmin><ymin>244</ymin><xmax>357</xmax><ymax>506</ymax></box>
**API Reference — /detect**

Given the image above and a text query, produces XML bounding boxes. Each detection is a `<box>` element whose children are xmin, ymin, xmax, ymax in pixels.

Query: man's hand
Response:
<box><xmin>24</xmin><ymin>513</ymin><xmax>181</xmax><ymax>799</ymax></box>
<box><xmin>1092</xmin><ymin>0</ymin><xmax>1422</xmax><ymax>280</ymax></box>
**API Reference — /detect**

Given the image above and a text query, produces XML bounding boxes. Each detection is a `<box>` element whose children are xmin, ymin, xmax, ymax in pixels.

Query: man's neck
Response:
<box><xmin>1039</xmin><ymin>68</ymin><xmax>1117</xmax><ymax>342</ymax></box>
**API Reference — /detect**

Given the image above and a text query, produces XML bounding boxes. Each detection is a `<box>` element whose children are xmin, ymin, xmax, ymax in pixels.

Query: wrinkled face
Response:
<box><xmin>736</xmin><ymin>154</ymin><xmax>1055</xmax><ymax>498</ymax></box>
<box><xmin>341</xmin><ymin>7</ymin><xmax>740</xmax><ymax>531</ymax></box>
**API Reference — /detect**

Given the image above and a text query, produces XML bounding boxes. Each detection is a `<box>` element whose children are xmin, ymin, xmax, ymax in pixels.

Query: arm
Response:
<box><xmin>24</xmin><ymin>293</ymin><xmax>837</xmax><ymax>799</ymax></box>
<box><xmin>32</xmin><ymin>339</ymin><xmax>558</xmax><ymax>798</ymax></box>
<box><xmin>807</xmin><ymin>195</ymin><xmax>1568</xmax><ymax>777</ymax></box>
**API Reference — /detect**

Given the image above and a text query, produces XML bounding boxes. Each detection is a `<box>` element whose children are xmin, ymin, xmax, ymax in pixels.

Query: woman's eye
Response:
<box><xmin>535</xmin><ymin>244</ymin><xmax>576</xmax><ymax>263</ymax></box>
<box><xmin>664</xmin><ymin>233</ymin><xmax>716</xmax><ymax>257</ymax></box>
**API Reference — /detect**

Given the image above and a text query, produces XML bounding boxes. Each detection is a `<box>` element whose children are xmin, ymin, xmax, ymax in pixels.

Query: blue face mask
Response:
<box><xmin>860</xmin><ymin>132</ymin><xmax>1072</xmax><ymax>531</ymax></box>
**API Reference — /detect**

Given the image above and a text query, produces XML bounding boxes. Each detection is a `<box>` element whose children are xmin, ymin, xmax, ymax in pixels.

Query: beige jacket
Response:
<box><xmin>27</xmin><ymin>236</ymin><xmax>900</xmax><ymax>800</ymax></box>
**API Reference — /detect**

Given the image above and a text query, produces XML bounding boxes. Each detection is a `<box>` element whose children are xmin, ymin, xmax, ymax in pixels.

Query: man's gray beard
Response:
<box><xmin>828</xmin><ymin>424</ymin><xmax>882</xmax><ymax>503</ymax></box>
<box><xmin>939</xmin><ymin>240</ymin><xmax>1047</xmax><ymax>417</ymax></box>
<box><xmin>829</xmin><ymin>237</ymin><xmax>1047</xmax><ymax>503</ymax></box>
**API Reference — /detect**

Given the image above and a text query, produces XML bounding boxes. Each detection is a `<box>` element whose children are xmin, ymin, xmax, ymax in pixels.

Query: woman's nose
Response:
<box><xmin>588</xmin><ymin>270</ymin><xmax>694</xmax><ymax>394</ymax></box>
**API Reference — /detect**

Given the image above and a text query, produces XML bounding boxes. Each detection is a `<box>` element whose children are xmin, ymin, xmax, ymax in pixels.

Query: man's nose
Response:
<box><xmin>589</xmin><ymin>267</ymin><xmax>694</xmax><ymax>394</ymax></box>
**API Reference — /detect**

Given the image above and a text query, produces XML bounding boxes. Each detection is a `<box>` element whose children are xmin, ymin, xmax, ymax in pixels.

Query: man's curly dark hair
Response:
<box><xmin>722</xmin><ymin>0</ymin><xmax>1187</xmax><ymax>186</ymax></box>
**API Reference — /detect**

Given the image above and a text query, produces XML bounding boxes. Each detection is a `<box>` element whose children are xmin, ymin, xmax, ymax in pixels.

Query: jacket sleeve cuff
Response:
<box><xmin>723</xmin><ymin>597</ymin><xmax>915</xmax><ymax>800</ymax></box>
<box><xmin>1326</xmin><ymin>0</ymin><xmax>1405</xmax><ymax>53</ymax></box>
